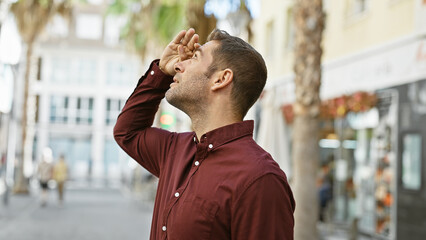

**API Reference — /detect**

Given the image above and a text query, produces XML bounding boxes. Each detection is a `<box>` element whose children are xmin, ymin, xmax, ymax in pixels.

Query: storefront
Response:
<box><xmin>391</xmin><ymin>79</ymin><xmax>426</xmax><ymax>240</ymax></box>
<box><xmin>318</xmin><ymin>35</ymin><xmax>426</xmax><ymax>240</ymax></box>
<box><xmin>269</xmin><ymin>35</ymin><xmax>426</xmax><ymax>240</ymax></box>
<box><xmin>315</xmin><ymin>90</ymin><xmax>398</xmax><ymax>239</ymax></box>
<box><xmin>323</xmin><ymin>79</ymin><xmax>426</xmax><ymax>240</ymax></box>
<box><xmin>280</xmin><ymin>89</ymin><xmax>397</xmax><ymax>237</ymax></box>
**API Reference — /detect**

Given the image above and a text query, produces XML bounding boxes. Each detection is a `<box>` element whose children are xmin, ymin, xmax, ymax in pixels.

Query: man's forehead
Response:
<box><xmin>198</xmin><ymin>40</ymin><xmax>218</xmax><ymax>56</ymax></box>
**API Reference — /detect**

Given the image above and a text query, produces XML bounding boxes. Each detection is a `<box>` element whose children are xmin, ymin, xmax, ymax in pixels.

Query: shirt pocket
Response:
<box><xmin>169</xmin><ymin>196</ymin><xmax>219</xmax><ymax>240</ymax></box>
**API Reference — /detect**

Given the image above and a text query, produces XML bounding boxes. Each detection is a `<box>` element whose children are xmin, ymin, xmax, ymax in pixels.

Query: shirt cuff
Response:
<box><xmin>137</xmin><ymin>59</ymin><xmax>174</xmax><ymax>90</ymax></box>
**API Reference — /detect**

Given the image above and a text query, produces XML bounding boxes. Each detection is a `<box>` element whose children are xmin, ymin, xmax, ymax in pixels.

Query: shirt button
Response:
<box><xmin>162</xmin><ymin>226</ymin><xmax>167</xmax><ymax>231</ymax></box>
<box><xmin>174</xmin><ymin>192</ymin><xmax>180</xmax><ymax>197</ymax></box>
<box><xmin>195</xmin><ymin>161</ymin><xmax>200</xmax><ymax>166</ymax></box>
<box><xmin>150</xmin><ymin>70</ymin><xmax>155</xmax><ymax>75</ymax></box>
<box><xmin>193</xmin><ymin>137</ymin><xmax>196</xmax><ymax>142</ymax></box>
<box><xmin>208</xmin><ymin>144</ymin><xmax>213</xmax><ymax>149</ymax></box>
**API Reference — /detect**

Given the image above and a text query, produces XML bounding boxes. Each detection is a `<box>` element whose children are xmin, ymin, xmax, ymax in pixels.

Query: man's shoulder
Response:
<box><xmin>223</xmin><ymin>138</ymin><xmax>288</xmax><ymax>185</ymax></box>
<box><xmin>231</xmin><ymin>138</ymin><xmax>281</xmax><ymax>170</ymax></box>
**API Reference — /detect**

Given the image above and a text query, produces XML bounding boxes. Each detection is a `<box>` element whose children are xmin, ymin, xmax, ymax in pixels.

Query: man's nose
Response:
<box><xmin>174</xmin><ymin>61</ymin><xmax>184</xmax><ymax>73</ymax></box>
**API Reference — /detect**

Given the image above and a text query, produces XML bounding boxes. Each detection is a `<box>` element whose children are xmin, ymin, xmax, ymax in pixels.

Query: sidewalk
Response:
<box><xmin>0</xmin><ymin>183</ymin><xmax>376</xmax><ymax>240</ymax></box>
<box><xmin>318</xmin><ymin>222</ymin><xmax>374</xmax><ymax>240</ymax></box>
<box><xmin>0</xmin><ymin>192</ymin><xmax>38</xmax><ymax>222</ymax></box>
<box><xmin>0</xmin><ymin>185</ymin><xmax>153</xmax><ymax>240</ymax></box>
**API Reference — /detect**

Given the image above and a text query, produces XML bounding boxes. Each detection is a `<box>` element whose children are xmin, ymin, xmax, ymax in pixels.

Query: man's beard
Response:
<box><xmin>165</xmin><ymin>88</ymin><xmax>186</xmax><ymax>112</ymax></box>
<box><xmin>165</xmin><ymin>73</ymin><xmax>209</xmax><ymax>116</ymax></box>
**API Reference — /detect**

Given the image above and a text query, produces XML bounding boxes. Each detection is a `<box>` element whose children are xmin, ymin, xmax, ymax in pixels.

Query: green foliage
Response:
<box><xmin>154</xmin><ymin>3</ymin><xmax>186</xmax><ymax>44</ymax></box>
<box><xmin>106</xmin><ymin>0</ymin><xmax>139</xmax><ymax>15</ymax></box>
<box><xmin>134</xmin><ymin>30</ymin><xmax>147</xmax><ymax>49</ymax></box>
<box><xmin>106</xmin><ymin>0</ymin><xmax>187</xmax><ymax>59</ymax></box>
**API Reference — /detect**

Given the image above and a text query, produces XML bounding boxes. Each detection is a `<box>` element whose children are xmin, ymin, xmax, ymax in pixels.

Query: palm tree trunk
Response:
<box><xmin>186</xmin><ymin>0</ymin><xmax>216</xmax><ymax>44</ymax></box>
<box><xmin>292</xmin><ymin>0</ymin><xmax>325</xmax><ymax>239</ymax></box>
<box><xmin>13</xmin><ymin>42</ymin><xmax>33</xmax><ymax>194</ymax></box>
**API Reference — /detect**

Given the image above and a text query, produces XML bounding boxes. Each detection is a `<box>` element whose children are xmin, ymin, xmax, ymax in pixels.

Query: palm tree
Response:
<box><xmin>10</xmin><ymin>0</ymin><xmax>73</xmax><ymax>193</ymax></box>
<box><xmin>292</xmin><ymin>0</ymin><xmax>325</xmax><ymax>239</ymax></box>
<box><xmin>185</xmin><ymin>0</ymin><xmax>216</xmax><ymax>44</ymax></box>
<box><xmin>107</xmin><ymin>0</ymin><xmax>188</xmax><ymax>61</ymax></box>
<box><xmin>107</xmin><ymin>0</ymin><xmax>257</xmax><ymax>60</ymax></box>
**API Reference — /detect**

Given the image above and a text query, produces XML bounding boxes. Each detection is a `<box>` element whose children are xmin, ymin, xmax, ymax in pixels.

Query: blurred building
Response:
<box><xmin>29</xmin><ymin>0</ymin><xmax>141</xmax><ymax>186</ymax></box>
<box><xmin>253</xmin><ymin>0</ymin><xmax>426</xmax><ymax>240</ymax></box>
<box><xmin>28</xmin><ymin>0</ymin><xmax>193</xmax><ymax>188</ymax></box>
<box><xmin>0</xmin><ymin>0</ymin><xmax>22</xmax><ymax>199</ymax></box>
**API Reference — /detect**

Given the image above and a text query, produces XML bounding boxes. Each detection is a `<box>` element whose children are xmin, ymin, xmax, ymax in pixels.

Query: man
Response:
<box><xmin>37</xmin><ymin>148</ymin><xmax>54</xmax><ymax>207</ymax></box>
<box><xmin>114</xmin><ymin>28</ymin><xmax>295</xmax><ymax>240</ymax></box>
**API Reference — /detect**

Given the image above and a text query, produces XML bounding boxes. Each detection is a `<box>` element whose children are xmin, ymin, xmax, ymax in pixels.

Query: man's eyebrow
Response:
<box><xmin>194</xmin><ymin>48</ymin><xmax>203</xmax><ymax>56</ymax></box>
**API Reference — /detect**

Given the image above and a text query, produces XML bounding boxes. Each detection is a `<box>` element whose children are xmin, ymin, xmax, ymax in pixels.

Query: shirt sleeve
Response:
<box><xmin>231</xmin><ymin>174</ymin><xmax>295</xmax><ymax>240</ymax></box>
<box><xmin>113</xmin><ymin>60</ymin><xmax>174</xmax><ymax>177</ymax></box>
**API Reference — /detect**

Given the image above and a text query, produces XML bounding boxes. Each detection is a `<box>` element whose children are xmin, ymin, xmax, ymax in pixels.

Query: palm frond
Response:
<box><xmin>10</xmin><ymin>0</ymin><xmax>74</xmax><ymax>44</ymax></box>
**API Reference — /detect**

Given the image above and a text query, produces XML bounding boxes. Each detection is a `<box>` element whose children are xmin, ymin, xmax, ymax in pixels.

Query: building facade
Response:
<box><xmin>253</xmin><ymin>0</ymin><xmax>426</xmax><ymax>239</ymax></box>
<box><xmin>31</xmin><ymin>1</ymin><xmax>142</xmax><ymax>186</ymax></box>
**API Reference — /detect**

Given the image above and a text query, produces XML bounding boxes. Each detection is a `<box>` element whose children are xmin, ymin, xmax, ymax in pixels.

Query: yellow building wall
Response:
<box><xmin>253</xmin><ymin>0</ymin><xmax>294</xmax><ymax>81</ymax></box>
<box><xmin>324</xmin><ymin>0</ymin><xmax>416</xmax><ymax>60</ymax></box>
<box><xmin>253</xmin><ymin>0</ymin><xmax>416</xmax><ymax>81</ymax></box>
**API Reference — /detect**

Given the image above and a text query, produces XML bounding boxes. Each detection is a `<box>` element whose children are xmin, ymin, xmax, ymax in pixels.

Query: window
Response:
<box><xmin>347</xmin><ymin>0</ymin><xmax>368</xmax><ymax>17</ymax></box>
<box><xmin>47</xmin><ymin>16</ymin><xmax>69</xmax><ymax>38</ymax></box>
<box><xmin>104</xmin><ymin>16</ymin><xmax>127</xmax><ymax>46</ymax></box>
<box><xmin>76</xmin><ymin>97</ymin><xmax>94</xmax><ymax>125</ymax></box>
<box><xmin>265</xmin><ymin>20</ymin><xmax>275</xmax><ymax>59</ymax></box>
<box><xmin>50</xmin><ymin>58</ymin><xmax>96</xmax><ymax>85</ymax></box>
<box><xmin>35</xmin><ymin>95</ymin><xmax>40</xmax><ymax>123</ymax></box>
<box><xmin>106</xmin><ymin>61</ymin><xmax>137</xmax><ymax>87</ymax></box>
<box><xmin>323</xmin><ymin>0</ymin><xmax>330</xmax><ymax>11</ymax></box>
<box><xmin>354</xmin><ymin>0</ymin><xmax>367</xmax><ymax>13</ymax></box>
<box><xmin>37</xmin><ymin>57</ymin><xmax>42</xmax><ymax>81</ymax></box>
<box><xmin>285</xmin><ymin>9</ymin><xmax>295</xmax><ymax>50</ymax></box>
<box><xmin>103</xmin><ymin>139</ymin><xmax>121</xmax><ymax>178</ymax></box>
<box><xmin>402</xmin><ymin>134</ymin><xmax>422</xmax><ymax>190</ymax></box>
<box><xmin>75</xmin><ymin>59</ymin><xmax>97</xmax><ymax>84</ymax></box>
<box><xmin>76</xmin><ymin>14</ymin><xmax>103</xmax><ymax>40</ymax></box>
<box><xmin>106</xmin><ymin>98</ymin><xmax>125</xmax><ymax>125</ymax></box>
<box><xmin>50</xmin><ymin>96</ymin><xmax>69</xmax><ymax>123</ymax></box>
<box><xmin>49</xmin><ymin>137</ymin><xmax>92</xmax><ymax>179</ymax></box>
<box><xmin>51</xmin><ymin>58</ymin><xmax>71</xmax><ymax>84</ymax></box>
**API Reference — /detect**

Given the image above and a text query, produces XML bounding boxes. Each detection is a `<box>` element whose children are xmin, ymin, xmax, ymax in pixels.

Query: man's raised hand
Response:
<box><xmin>159</xmin><ymin>28</ymin><xmax>200</xmax><ymax>76</ymax></box>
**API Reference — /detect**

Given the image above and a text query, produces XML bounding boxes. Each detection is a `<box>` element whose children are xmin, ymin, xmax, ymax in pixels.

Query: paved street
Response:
<box><xmin>0</xmin><ymin>186</ymin><xmax>153</xmax><ymax>240</ymax></box>
<box><xmin>0</xmin><ymin>183</ymin><xmax>374</xmax><ymax>240</ymax></box>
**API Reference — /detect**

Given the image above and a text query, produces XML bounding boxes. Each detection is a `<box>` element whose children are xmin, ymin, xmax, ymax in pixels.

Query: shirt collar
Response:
<box><xmin>196</xmin><ymin>120</ymin><xmax>254</xmax><ymax>149</ymax></box>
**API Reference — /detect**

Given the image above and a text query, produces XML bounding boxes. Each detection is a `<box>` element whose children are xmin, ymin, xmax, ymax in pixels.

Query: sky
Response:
<box><xmin>204</xmin><ymin>0</ymin><xmax>260</xmax><ymax>19</ymax></box>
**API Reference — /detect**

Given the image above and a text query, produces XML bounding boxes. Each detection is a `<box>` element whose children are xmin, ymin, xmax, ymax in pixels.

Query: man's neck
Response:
<box><xmin>190</xmin><ymin>109</ymin><xmax>242</xmax><ymax>140</ymax></box>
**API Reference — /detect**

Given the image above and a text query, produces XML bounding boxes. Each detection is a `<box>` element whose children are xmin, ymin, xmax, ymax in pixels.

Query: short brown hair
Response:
<box><xmin>206</xmin><ymin>29</ymin><xmax>267</xmax><ymax>118</ymax></box>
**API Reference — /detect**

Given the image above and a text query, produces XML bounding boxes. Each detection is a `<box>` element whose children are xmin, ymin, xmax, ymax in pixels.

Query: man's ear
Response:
<box><xmin>211</xmin><ymin>69</ymin><xmax>233</xmax><ymax>91</ymax></box>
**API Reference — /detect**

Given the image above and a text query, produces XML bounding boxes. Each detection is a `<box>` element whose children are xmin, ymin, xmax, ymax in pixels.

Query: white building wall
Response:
<box><xmin>33</xmin><ymin>46</ymin><xmax>140</xmax><ymax>183</ymax></box>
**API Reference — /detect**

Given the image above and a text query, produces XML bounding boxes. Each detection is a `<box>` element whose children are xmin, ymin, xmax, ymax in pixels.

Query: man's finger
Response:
<box><xmin>172</xmin><ymin>30</ymin><xmax>187</xmax><ymax>44</ymax></box>
<box><xmin>178</xmin><ymin>45</ymin><xmax>186</xmax><ymax>61</ymax></box>
<box><xmin>187</xmin><ymin>34</ymin><xmax>199</xmax><ymax>51</ymax></box>
<box><xmin>181</xmin><ymin>28</ymin><xmax>195</xmax><ymax>46</ymax></box>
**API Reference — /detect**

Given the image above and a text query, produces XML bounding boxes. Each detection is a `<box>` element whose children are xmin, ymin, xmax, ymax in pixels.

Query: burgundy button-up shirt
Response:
<box><xmin>114</xmin><ymin>60</ymin><xmax>295</xmax><ymax>240</ymax></box>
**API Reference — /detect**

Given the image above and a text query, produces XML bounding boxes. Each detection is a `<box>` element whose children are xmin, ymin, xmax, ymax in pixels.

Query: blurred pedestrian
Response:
<box><xmin>37</xmin><ymin>148</ymin><xmax>53</xmax><ymax>207</ymax></box>
<box><xmin>53</xmin><ymin>154</ymin><xmax>68</xmax><ymax>206</ymax></box>
<box><xmin>114</xmin><ymin>28</ymin><xmax>295</xmax><ymax>239</ymax></box>
<box><xmin>318</xmin><ymin>161</ymin><xmax>334</xmax><ymax>222</ymax></box>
